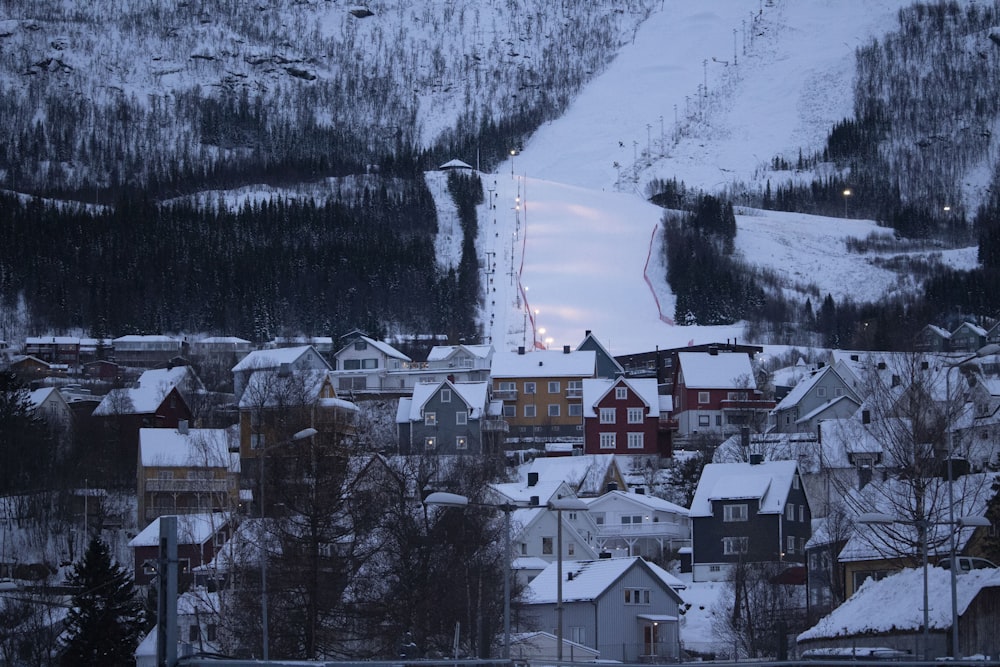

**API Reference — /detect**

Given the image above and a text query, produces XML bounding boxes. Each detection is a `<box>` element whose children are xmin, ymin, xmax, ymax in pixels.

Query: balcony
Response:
<box><xmin>598</xmin><ymin>523</ymin><xmax>688</xmax><ymax>539</ymax></box>
<box><xmin>658</xmin><ymin>417</ymin><xmax>678</xmax><ymax>431</ymax></box>
<box><xmin>494</xmin><ymin>389</ymin><xmax>518</xmax><ymax>400</ymax></box>
<box><xmin>565</xmin><ymin>388</ymin><xmax>583</xmax><ymax>398</ymax></box>
<box><xmin>482</xmin><ymin>418</ymin><xmax>509</xmax><ymax>433</ymax></box>
<box><xmin>144</xmin><ymin>479</ymin><xmax>230</xmax><ymax>493</ymax></box>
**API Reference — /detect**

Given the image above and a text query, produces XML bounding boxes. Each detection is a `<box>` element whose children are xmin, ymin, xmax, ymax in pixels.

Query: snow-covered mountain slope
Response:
<box><xmin>475</xmin><ymin>0</ymin><xmax>983</xmax><ymax>356</ymax></box>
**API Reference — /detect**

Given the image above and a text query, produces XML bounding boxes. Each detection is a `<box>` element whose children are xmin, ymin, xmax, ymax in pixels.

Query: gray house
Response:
<box><xmin>770</xmin><ymin>364</ymin><xmax>860</xmax><ymax>434</ymax></box>
<box><xmin>395</xmin><ymin>380</ymin><xmax>505</xmax><ymax>455</ymax></box>
<box><xmin>522</xmin><ymin>556</ymin><xmax>686</xmax><ymax>662</ymax></box>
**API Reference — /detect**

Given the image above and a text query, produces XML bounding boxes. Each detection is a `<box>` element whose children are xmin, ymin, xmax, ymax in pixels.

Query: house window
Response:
<box><xmin>569</xmin><ymin>404</ymin><xmax>583</xmax><ymax>417</ymax></box>
<box><xmin>816</xmin><ymin>386</ymin><xmax>827</xmax><ymax>398</ymax></box>
<box><xmin>723</xmin><ymin>536</ymin><xmax>749</xmax><ymax>555</ymax></box>
<box><xmin>727</xmin><ymin>391</ymin><xmax>748</xmax><ymax>401</ymax></box>
<box><xmin>158</xmin><ymin>471</ymin><xmax>174</xmax><ymax>480</ymax></box>
<box><xmin>456</xmin><ymin>436</ymin><xmax>467</xmax><ymax>450</ymax></box>
<box><xmin>835</xmin><ymin>387</ymin><xmax>844</xmax><ymax>397</ymax></box>
<box><xmin>570</xmin><ymin>627</ymin><xmax>586</xmax><ymax>644</ymax></box>
<box><xmin>715</xmin><ymin>415</ymin><xmax>722</xmax><ymax>426</ymax></box>
<box><xmin>792</xmin><ymin>475</ymin><xmax>800</xmax><ymax>489</ymax></box>
<box><xmin>724</xmin><ymin>504</ymin><xmax>748</xmax><ymax>522</ymax></box>
<box><xmin>424</xmin><ymin>412</ymin><xmax>437</xmax><ymax>426</ymax></box>
<box><xmin>524</xmin><ymin>405</ymin><xmax>536</xmax><ymax>418</ymax></box>
<box><xmin>250</xmin><ymin>434</ymin><xmax>265</xmax><ymax>450</ymax></box>
<box><xmin>503</xmin><ymin>405</ymin><xmax>515</xmax><ymax>418</ymax></box>
<box><xmin>709</xmin><ymin>565</ymin><xmax>722</xmax><ymax>572</ymax></box>
<box><xmin>424</xmin><ymin>437</ymin><xmax>436</xmax><ymax>450</ymax></box>
<box><xmin>548</xmin><ymin>381</ymin><xmax>561</xmax><ymax>393</ymax></box>
<box><xmin>189</xmin><ymin>625</ymin><xmax>201</xmax><ymax>642</ymax></box>
<box><xmin>786</xmin><ymin>505</ymin><xmax>795</xmax><ymax>521</ymax></box>
<box><xmin>599</xmin><ymin>408</ymin><xmax>616</xmax><ymax>424</ymax></box>
<box><xmin>593</xmin><ymin>513</ymin><xmax>605</xmax><ymax>525</ymax></box>
<box><xmin>354</xmin><ymin>341</ymin><xmax>367</xmax><ymax>351</ymax></box>
<box><xmin>627</xmin><ymin>407</ymin><xmax>644</xmax><ymax>424</ymax></box>
<box><xmin>343</xmin><ymin>359</ymin><xmax>361</xmax><ymax>370</ymax></box>
<box><xmin>456</xmin><ymin>411</ymin><xmax>467</xmax><ymax>425</ymax></box>
<box><xmin>622</xmin><ymin>515</ymin><xmax>642</xmax><ymax>525</ymax></box>
<box><xmin>786</xmin><ymin>535</ymin><xmax>796</xmax><ymax>554</ymax></box>
<box><xmin>548</xmin><ymin>404</ymin><xmax>560</xmax><ymax>417</ymax></box>
<box><xmin>698</xmin><ymin>415</ymin><xmax>710</xmax><ymax>427</ymax></box>
<box><xmin>524</xmin><ymin>382</ymin><xmax>536</xmax><ymax>395</ymax></box>
<box><xmin>698</xmin><ymin>391</ymin><xmax>710</xmax><ymax>404</ymax></box>
<box><xmin>499</xmin><ymin>381</ymin><xmax>516</xmax><ymax>394</ymax></box>
<box><xmin>567</xmin><ymin>380</ymin><xmax>583</xmax><ymax>395</ymax></box>
<box><xmin>441</xmin><ymin>388</ymin><xmax>452</xmax><ymax>403</ymax></box>
<box><xmin>361</xmin><ymin>358</ymin><xmax>378</xmax><ymax>369</ymax></box>
<box><xmin>207</xmin><ymin>624</ymin><xmax>217</xmax><ymax>642</ymax></box>
<box><xmin>627</xmin><ymin>432</ymin><xmax>644</xmax><ymax>449</ymax></box>
<box><xmin>799</xmin><ymin>505</ymin><xmax>805</xmax><ymax>522</ymax></box>
<box><xmin>542</xmin><ymin>537</ymin><xmax>553</xmax><ymax>555</ymax></box>
<box><xmin>568</xmin><ymin>543</ymin><xmax>575</xmax><ymax>556</ymax></box>
<box><xmin>599</xmin><ymin>433</ymin><xmax>616</xmax><ymax>449</ymax></box>
<box><xmin>624</xmin><ymin>588</ymin><xmax>650</xmax><ymax>605</ymax></box>
<box><xmin>616</xmin><ymin>387</ymin><xmax>628</xmax><ymax>400</ymax></box>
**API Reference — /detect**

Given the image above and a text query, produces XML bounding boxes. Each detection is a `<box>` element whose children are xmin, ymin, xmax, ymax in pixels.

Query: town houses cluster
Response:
<box><xmin>3</xmin><ymin>322</ymin><xmax>1000</xmax><ymax>661</ymax></box>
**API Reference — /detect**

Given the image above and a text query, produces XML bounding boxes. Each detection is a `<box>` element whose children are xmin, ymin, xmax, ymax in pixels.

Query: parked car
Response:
<box><xmin>936</xmin><ymin>556</ymin><xmax>997</xmax><ymax>572</ymax></box>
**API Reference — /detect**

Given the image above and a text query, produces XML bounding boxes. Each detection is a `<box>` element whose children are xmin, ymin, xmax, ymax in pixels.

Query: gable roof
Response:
<box><xmin>798</xmin><ymin>566</ymin><xmax>1000</xmax><ymax>641</ymax></box>
<box><xmin>584</xmin><ymin>489</ymin><xmax>689</xmax><ymax>516</ymax></box>
<box><xmin>237</xmin><ymin>369</ymin><xmax>345</xmax><ymax>409</ymax></box>
<box><xmin>491</xmin><ymin>479</ymin><xmax>574</xmax><ymax>506</ymax></box>
<box><xmin>491</xmin><ymin>349</ymin><xmax>597</xmax><ymax>379</ymax></box>
<box><xmin>524</xmin><ymin>454</ymin><xmax>625</xmax><ymax>497</ymax></box>
<box><xmin>232</xmin><ymin>345</ymin><xmax>329</xmax><ymax>372</ymax></box>
<box><xmin>128</xmin><ymin>512</ymin><xmax>230</xmax><ymax>547</ymax></box>
<box><xmin>405</xmin><ymin>380</ymin><xmax>490</xmax><ymax>420</ymax></box>
<box><xmin>139</xmin><ymin>427</ymin><xmax>234</xmax><ymax>468</ymax></box>
<box><xmin>426</xmin><ymin>344</ymin><xmax>493</xmax><ymax>362</ymax></box>
<box><xmin>773</xmin><ymin>365</ymin><xmax>855</xmax><ymax>412</ymax></box>
<box><xmin>335</xmin><ymin>335</ymin><xmax>411</xmax><ymax>361</ymax></box>
<box><xmin>523</xmin><ymin>556</ymin><xmax>685</xmax><ymax>604</ymax></box>
<box><xmin>677</xmin><ymin>352</ymin><xmax>755</xmax><ymax>390</ymax></box>
<box><xmin>689</xmin><ymin>460</ymin><xmax>800</xmax><ymax>517</ymax></box>
<box><xmin>92</xmin><ymin>366</ymin><xmax>198</xmax><ymax>416</ymax></box>
<box><xmin>582</xmin><ymin>377</ymin><xmax>660</xmax><ymax>417</ymax></box>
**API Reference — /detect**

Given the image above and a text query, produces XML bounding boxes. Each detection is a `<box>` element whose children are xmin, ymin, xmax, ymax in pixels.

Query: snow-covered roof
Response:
<box><xmin>113</xmin><ymin>334</ymin><xmax>181</xmax><ymax>344</ymax></box>
<box><xmin>26</xmin><ymin>336</ymin><xmax>80</xmax><ymax>344</ymax></box>
<box><xmin>338</xmin><ymin>335</ymin><xmax>411</xmax><ymax>361</ymax></box>
<box><xmin>774</xmin><ymin>365</ymin><xmax>836</xmax><ymax>412</ymax></box>
<box><xmin>581</xmin><ymin>377</ymin><xmax>660</xmax><ymax>417</ymax></box>
<box><xmin>584</xmin><ymin>489</ymin><xmax>688</xmax><ymax>516</ymax></box>
<box><xmin>677</xmin><ymin>352</ymin><xmax>755</xmax><ymax>389</ymax></box>
<box><xmin>139</xmin><ymin>427</ymin><xmax>233</xmax><ymax>468</ymax></box>
<box><xmin>523</xmin><ymin>556</ymin><xmax>685</xmax><ymax>604</ymax></box>
<box><xmin>426</xmin><ymin>343</ymin><xmax>493</xmax><ymax>362</ymax></box>
<box><xmin>439</xmin><ymin>158</ymin><xmax>473</xmax><ymax>170</ymax></box>
<box><xmin>128</xmin><ymin>512</ymin><xmax>231</xmax><ymax>547</ymax></box>
<box><xmin>492</xmin><ymin>479</ymin><xmax>572</xmax><ymax>506</ymax></box>
<box><xmin>28</xmin><ymin>386</ymin><xmax>58</xmax><ymax>408</ymax></box>
<box><xmin>92</xmin><ymin>366</ymin><xmax>197</xmax><ymax>416</ymax></box>
<box><xmin>491</xmin><ymin>349</ymin><xmax>596</xmax><ymax>378</ymax></box>
<box><xmin>689</xmin><ymin>460</ymin><xmax>799</xmax><ymax>517</ymax></box>
<box><xmin>237</xmin><ymin>369</ymin><xmax>344</xmax><ymax>409</ymax></box>
<box><xmin>524</xmin><ymin>454</ymin><xmax>621</xmax><ymax>497</ymax></box>
<box><xmin>798</xmin><ymin>567</ymin><xmax>1000</xmax><ymax>641</ymax></box>
<box><xmin>402</xmin><ymin>380</ymin><xmax>490</xmax><ymax>421</ymax></box>
<box><xmin>232</xmin><ymin>345</ymin><xmax>327</xmax><ymax>372</ymax></box>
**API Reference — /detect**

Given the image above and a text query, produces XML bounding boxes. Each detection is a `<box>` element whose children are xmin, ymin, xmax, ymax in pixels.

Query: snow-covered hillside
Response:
<box><xmin>473</xmin><ymin>0</ymin><xmax>982</xmax><ymax>356</ymax></box>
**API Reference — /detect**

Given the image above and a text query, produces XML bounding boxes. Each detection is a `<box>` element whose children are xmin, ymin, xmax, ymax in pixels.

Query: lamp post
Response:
<box><xmin>259</xmin><ymin>426</ymin><xmax>317</xmax><ymax>661</ymax></box>
<box><xmin>423</xmin><ymin>491</ymin><xmax>518</xmax><ymax>659</ymax></box>
<box><xmin>842</xmin><ymin>188</ymin><xmax>851</xmax><ymax>217</ymax></box>
<box><xmin>858</xmin><ymin>512</ymin><xmax>990</xmax><ymax>659</ymax></box>
<box><xmin>548</xmin><ymin>496</ymin><xmax>589</xmax><ymax>662</ymax></box>
<box><xmin>942</xmin><ymin>343</ymin><xmax>1000</xmax><ymax>657</ymax></box>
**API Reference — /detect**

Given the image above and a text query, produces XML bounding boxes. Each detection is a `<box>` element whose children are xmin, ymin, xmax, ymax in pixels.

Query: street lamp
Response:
<box><xmin>942</xmin><ymin>343</ymin><xmax>1000</xmax><ymax>657</ymax></box>
<box><xmin>548</xmin><ymin>496</ymin><xmax>589</xmax><ymax>662</ymax></box>
<box><xmin>259</xmin><ymin>426</ymin><xmax>317</xmax><ymax>660</ymax></box>
<box><xmin>858</xmin><ymin>512</ymin><xmax>990</xmax><ymax>659</ymax></box>
<box><xmin>423</xmin><ymin>491</ymin><xmax>518</xmax><ymax>659</ymax></box>
<box><xmin>510</xmin><ymin>149</ymin><xmax>517</xmax><ymax>179</ymax></box>
<box><xmin>842</xmin><ymin>188</ymin><xmax>852</xmax><ymax>217</ymax></box>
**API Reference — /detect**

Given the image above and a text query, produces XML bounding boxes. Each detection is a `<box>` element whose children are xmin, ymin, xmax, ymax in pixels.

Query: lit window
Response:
<box><xmin>424</xmin><ymin>412</ymin><xmax>437</xmax><ymax>426</ymax></box>
<box><xmin>424</xmin><ymin>437</ymin><xmax>436</xmax><ymax>450</ymax></box>
<box><xmin>599</xmin><ymin>408</ymin><xmax>616</xmax><ymax>424</ymax></box>
<box><xmin>456</xmin><ymin>436</ymin><xmax>467</xmax><ymax>450</ymax></box>
<box><xmin>627</xmin><ymin>432</ymin><xmax>644</xmax><ymax>449</ymax></box>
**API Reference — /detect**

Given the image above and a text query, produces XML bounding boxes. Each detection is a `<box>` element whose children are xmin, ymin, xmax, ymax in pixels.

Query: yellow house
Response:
<box><xmin>490</xmin><ymin>347</ymin><xmax>597</xmax><ymax>442</ymax></box>
<box><xmin>137</xmin><ymin>424</ymin><xmax>238</xmax><ymax>527</ymax></box>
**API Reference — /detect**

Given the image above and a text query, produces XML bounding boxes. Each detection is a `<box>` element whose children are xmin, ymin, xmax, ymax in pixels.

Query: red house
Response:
<box><xmin>128</xmin><ymin>513</ymin><xmax>232</xmax><ymax>587</ymax></box>
<box><xmin>672</xmin><ymin>350</ymin><xmax>773</xmax><ymax>437</ymax></box>
<box><xmin>582</xmin><ymin>377</ymin><xmax>671</xmax><ymax>457</ymax></box>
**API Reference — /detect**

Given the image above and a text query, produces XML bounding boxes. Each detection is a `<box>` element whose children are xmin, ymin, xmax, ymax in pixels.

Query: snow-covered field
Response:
<box><xmin>465</xmin><ymin>0</ymin><xmax>981</xmax><ymax>357</ymax></box>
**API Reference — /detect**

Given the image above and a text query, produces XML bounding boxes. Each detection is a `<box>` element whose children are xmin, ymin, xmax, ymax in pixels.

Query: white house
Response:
<box><xmin>584</xmin><ymin>489</ymin><xmax>690</xmax><ymax>560</ymax></box>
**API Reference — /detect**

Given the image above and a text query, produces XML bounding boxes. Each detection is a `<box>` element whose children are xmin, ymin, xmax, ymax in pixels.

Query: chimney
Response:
<box><xmin>891</xmin><ymin>374</ymin><xmax>900</xmax><ymax>387</ymax></box>
<box><xmin>862</xmin><ymin>409</ymin><xmax>871</xmax><ymax>424</ymax></box>
<box><xmin>563</xmin><ymin>345</ymin><xmax>570</xmax><ymax>354</ymax></box>
<box><xmin>528</xmin><ymin>472</ymin><xmax>539</xmax><ymax>487</ymax></box>
<box><xmin>749</xmin><ymin>453</ymin><xmax>763</xmax><ymax>465</ymax></box>
<box><xmin>178</xmin><ymin>419</ymin><xmax>189</xmax><ymax>435</ymax></box>
<box><xmin>585</xmin><ymin>330</ymin><xmax>592</xmax><ymax>337</ymax></box>
<box><xmin>877</xmin><ymin>361</ymin><xmax>886</xmax><ymax>370</ymax></box>
<box><xmin>567</xmin><ymin>572</ymin><xmax>574</xmax><ymax>581</ymax></box>
<box><xmin>529</xmin><ymin>495</ymin><xmax>539</xmax><ymax>507</ymax></box>
<box><xmin>518</xmin><ymin>346</ymin><xmax>525</xmax><ymax>355</ymax></box>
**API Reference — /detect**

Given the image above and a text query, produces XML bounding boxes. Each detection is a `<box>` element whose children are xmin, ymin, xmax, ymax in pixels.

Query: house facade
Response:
<box><xmin>113</xmin><ymin>335</ymin><xmax>186</xmax><ymax>368</ymax></box>
<box><xmin>395</xmin><ymin>380</ymin><xmax>506</xmax><ymax>455</ymax></box>
<box><xmin>770</xmin><ymin>365</ymin><xmax>861</xmax><ymax>434</ymax></box>
<box><xmin>231</xmin><ymin>345</ymin><xmax>330</xmax><ymax>400</ymax></box>
<box><xmin>129</xmin><ymin>513</ymin><xmax>232</xmax><ymax>587</ymax></box>
<box><xmin>950</xmin><ymin>322</ymin><xmax>988</xmax><ymax>353</ymax></box>
<box><xmin>582</xmin><ymin>377</ymin><xmax>669</xmax><ymax>457</ymax></box>
<box><xmin>330</xmin><ymin>333</ymin><xmax>411</xmax><ymax>393</ymax></box>
<box><xmin>576</xmin><ymin>330</ymin><xmax>624</xmax><ymax>379</ymax></box>
<box><xmin>24</xmin><ymin>336</ymin><xmax>81</xmax><ymax>367</ymax></box>
<box><xmin>137</xmin><ymin>424</ymin><xmax>238</xmax><ymax>527</ymax></box>
<box><xmin>672</xmin><ymin>350</ymin><xmax>773</xmax><ymax>438</ymax></box>
<box><xmin>522</xmin><ymin>556</ymin><xmax>686</xmax><ymax>662</ymax></box>
<box><xmin>586</xmin><ymin>489</ymin><xmax>690</xmax><ymax>561</ymax></box>
<box><xmin>490</xmin><ymin>347</ymin><xmax>597</xmax><ymax>442</ymax></box>
<box><xmin>689</xmin><ymin>459</ymin><xmax>811</xmax><ymax>582</ymax></box>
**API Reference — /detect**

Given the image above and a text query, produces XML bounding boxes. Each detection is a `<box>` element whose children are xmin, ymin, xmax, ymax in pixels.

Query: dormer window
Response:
<box><xmin>615</xmin><ymin>387</ymin><xmax>628</xmax><ymax>400</ymax></box>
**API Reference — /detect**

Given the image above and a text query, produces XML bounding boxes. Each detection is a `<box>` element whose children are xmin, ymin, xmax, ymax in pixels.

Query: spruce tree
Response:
<box><xmin>60</xmin><ymin>537</ymin><xmax>145</xmax><ymax>667</ymax></box>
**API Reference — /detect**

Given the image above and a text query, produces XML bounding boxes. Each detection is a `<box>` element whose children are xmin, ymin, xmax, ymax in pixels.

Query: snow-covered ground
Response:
<box><xmin>465</xmin><ymin>0</ymin><xmax>981</xmax><ymax>357</ymax></box>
